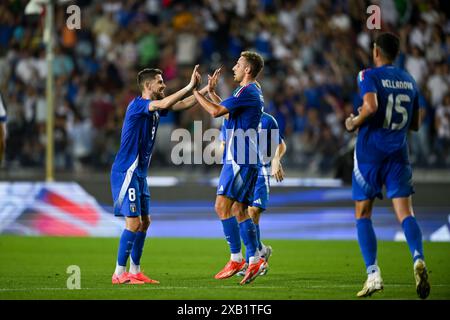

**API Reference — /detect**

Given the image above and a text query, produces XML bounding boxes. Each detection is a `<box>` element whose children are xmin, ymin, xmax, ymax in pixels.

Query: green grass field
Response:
<box><xmin>0</xmin><ymin>236</ymin><xmax>449</xmax><ymax>300</ymax></box>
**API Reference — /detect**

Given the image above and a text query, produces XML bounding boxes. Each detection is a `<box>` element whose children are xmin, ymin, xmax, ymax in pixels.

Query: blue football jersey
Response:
<box><xmin>219</xmin><ymin>117</ymin><xmax>230</xmax><ymax>164</ymax></box>
<box><xmin>220</xmin><ymin>112</ymin><xmax>282</xmax><ymax>175</ymax></box>
<box><xmin>111</xmin><ymin>96</ymin><xmax>167</xmax><ymax>177</ymax></box>
<box><xmin>220</xmin><ymin>82</ymin><xmax>264</xmax><ymax>166</ymax></box>
<box><xmin>258</xmin><ymin>112</ymin><xmax>283</xmax><ymax>172</ymax></box>
<box><xmin>356</xmin><ymin>64</ymin><xmax>419</xmax><ymax>163</ymax></box>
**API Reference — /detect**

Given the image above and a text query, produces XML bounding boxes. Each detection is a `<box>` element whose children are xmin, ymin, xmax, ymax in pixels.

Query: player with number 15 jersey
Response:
<box><xmin>353</xmin><ymin>59</ymin><xmax>419</xmax><ymax>200</ymax></box>
<box><xmin>346</xmin><ymin>33</ymin><xmax>429</xmax><ymax>299</ymax></box>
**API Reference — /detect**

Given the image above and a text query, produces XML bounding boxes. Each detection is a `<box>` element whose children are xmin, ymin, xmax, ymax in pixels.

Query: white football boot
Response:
<box><xmin>357</xmin><ymin>267</ymin><xmax>384</xmax><ymax>298</ymax></box>
<box><xmin>414</xmin><ymin>259</ymin><xmax>430</xmax><ymax>299</ymax></box>
<box><xmin>259</xmin><ymin>245</ymin><xmax>272</xmax><ymax>276</ymax></box>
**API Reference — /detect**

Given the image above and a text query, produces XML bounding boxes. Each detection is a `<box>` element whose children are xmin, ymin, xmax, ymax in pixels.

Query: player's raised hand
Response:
<box><xmin>207</xmin><ymin>67</ymin><xmax>222</xmax><ymax>93</ymax></box>
<box><xmin>189</xmin><ymin>64</ymin><xmax>200</xmax><ymax>90</ymax></box>
<box><xmin>345</xmin><ymin>113</ymin><xmax>356</xmax><ymax>132</ymax></box>
<box><xmin>271</xmin><ymin>158</ymin><xmax>285</xmax><ymax>182</ymax></box>
<box><xmin>194</xmin><ymin>71</ymin><xmax>202</xmax><ymax>90</ymax></box>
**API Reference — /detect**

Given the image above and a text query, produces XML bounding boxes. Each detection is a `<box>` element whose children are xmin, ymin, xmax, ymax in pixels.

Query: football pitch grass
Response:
<box><xmin>0</xmin><ymin>236</ymin><xmax>449</xmax><ymax>300</ymax></box>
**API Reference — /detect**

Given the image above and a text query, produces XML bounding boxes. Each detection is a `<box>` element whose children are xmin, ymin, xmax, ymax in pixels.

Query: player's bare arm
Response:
<box><xmin>170</xmin><ymin>75</ymin><xmax>206</xmax><ymax>111</ymax></box>
<box><xmin>207</xmin><ymin>67</ymin><xmax>223</xmax><ymax>104</ymax></box>
<box><xmin>149</xmin><ymin>65</ymin><xmax>199</xmax><ymax>111</ymax></box>
<box><xmin>171</xmin><ymin>67</ymin><xmax>222</xmax><ymax>111</ymax></box>
<box><xmin>345</xmin><ymin>92</ymin><xmax>378</xmax><ymax>132</ymax></box>
<box><xmin>271</xmin><ymin>140</ymin><xmax>286</xmax><ymax>182</ymax></box>
<box><xmin>193</xmin><ymin>76</ymin><xmax>229</xmax><ymax>118</ymax></box>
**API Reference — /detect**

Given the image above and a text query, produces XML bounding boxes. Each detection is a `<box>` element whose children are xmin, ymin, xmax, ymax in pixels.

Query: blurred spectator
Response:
<box><xmin>435</xmin><ymin>93</ymin><xmax>450</xmax><ymax>166</ymax></box>
<box><xmin>68</xmin><ymin>113</ymin><xmax>93</xmax><ymax>172</ymax></box>
<box><xmin>137</xmin><ymin>23</ymin><xmax>159</xmax><ymax>67</ymax></box>
<box><xmin>409</xmin><ymin>19</ymin><xmax>432</xmax><ymax>51</ymax></box>
<box><xmin>54</xmin><ymin>113</ymin><xmax>71</xmax><ymax>170</ymax></box>
<box><xmin>0</xmin><ymin>0</ymin><xmax>448</xmax><ymax>175</ymax></box>
<box><xmin>318</xmin><ymin>125</ymin><xmax>339</xmax><ymax>173</ymax></box>
<box><xmin>405</xmin><ymin>46</ymin><xmax>427</xmax><ymax>87</ymax></box>
<box><xmin>426</xmin><ymin>61</ymin><xmax>449</xmax><ymax>107</ymax></box>
<box><xmin>410</xmin><ymin>92</ymin><xmax>433</xmax><ymax>167</ymax></box>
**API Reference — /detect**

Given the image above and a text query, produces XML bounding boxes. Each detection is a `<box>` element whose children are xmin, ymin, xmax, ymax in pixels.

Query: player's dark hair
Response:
<box><xmin>241</xmin><ymin>51</ymin><xmax>264</xmax><ymax>78</ymax></box>
<box><xmin>137</xmin><ymin>68</ymin><xmax>163</xmax><ymax>91</ymax></box>
<box><xmin>374</xmin><ymin>33</ymin><xmax>400</xmax><ymax>62</ymax></box>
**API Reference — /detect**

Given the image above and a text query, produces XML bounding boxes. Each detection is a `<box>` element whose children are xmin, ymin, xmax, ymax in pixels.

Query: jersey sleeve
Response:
<box><xmin>269</xmin><ymin>115</ymin><xmax>283</xmax><ymax>143</ymax></box>
<box><xmin>131</xmin><ymin>98</ymin><xmax>151</xmax><ymax>116</ymax></box>
<box><xmin>357</xmin><ymin>69</ymin><xmax>377</xmax><ymax>97</ymax></box>
<box><xmin>133</xmin><ymin>98</ymin><xmax>169</xmax><ymax>117</ymax></box>
<box><xmin>220</xmin><ymin>87</ymin><xmax>259</xmax><ymax>113</ymax></box>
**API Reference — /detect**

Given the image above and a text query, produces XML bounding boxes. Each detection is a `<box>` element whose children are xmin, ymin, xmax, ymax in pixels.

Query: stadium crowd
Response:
<box><xmin>0</xmin><ymin>0</ymin><xmax>449</xmax><ymax>177</ymax></box>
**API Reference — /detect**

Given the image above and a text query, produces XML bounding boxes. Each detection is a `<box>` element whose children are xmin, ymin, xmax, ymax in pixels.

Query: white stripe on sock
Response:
<box><xmin>230</xmin><ymin>253</ymin><xmax>243</xmax><ymax>262</ymax></box>
<box><xmin>129</xmin><ymin>257</ymin><xmax>140</xmax><ymax>274</ymax></box>
<box><xmin>115</xmin><ymin>263</ymin><xmax>126</xmax><ymax>276</ymax></box>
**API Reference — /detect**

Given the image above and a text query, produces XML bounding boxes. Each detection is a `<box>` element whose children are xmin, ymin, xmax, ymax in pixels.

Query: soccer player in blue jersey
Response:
<box><xmin>219</xmin><ymin>112</ymin><xmax>287</xmax><ymax>277</ymax></box>
<box><xmin>242</xmin><ymin>112</ymin><xmax>286</xmax><ymax>275</ymax></box>
<box><xmin>111</xmin><ymin>65</ymin><xmax>207</xmax><ymax>284</ymax></box>
<box><xmin>193</xmin><ymin>51</ymin><xmax>267</xmax><ymax>285</ymax></box>
<box><xmin>345</xmin><ymin>33</ymin><xmax>430</xmax><ymax>299</ymax></box>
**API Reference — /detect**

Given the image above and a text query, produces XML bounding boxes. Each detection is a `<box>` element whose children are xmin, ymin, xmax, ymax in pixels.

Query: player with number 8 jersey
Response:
<box><xmin>110</xmin><ymin>65</ymin><xmax>206</xmax><ymax>285</ymax></box>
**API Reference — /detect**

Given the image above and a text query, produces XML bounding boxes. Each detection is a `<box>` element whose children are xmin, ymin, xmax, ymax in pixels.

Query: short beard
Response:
<box><xmin>151</xmin><ymin>91</ymin><xmax>165</xmax><ymax>100</ymax></box>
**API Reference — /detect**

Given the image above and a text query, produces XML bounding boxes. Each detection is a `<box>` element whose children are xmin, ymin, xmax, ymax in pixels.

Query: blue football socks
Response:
<box><xmin>356</xmin><ymin>218</ymin><xmax>377</xmax><ymax>272</ymax></box>
<box><xmin>239</xmin><ymin>218</ymin><xmax>258</xmax><ymax>260</ymax></box>
<box><xmin>117</xmin><ymin>229</ymin><xmax>137</xmax><ymax>266</ymax></box>
<box><xmin>402</xmin><ymin>216</ymin><xmax>424</xmax><ymax>262</ymax></box>
<box><xmin>245</xmin><ymin>223</ymin><xmax>262</xmax><ymax>263</ymax></box>
<box><xmin>131</xmin><ymin>231</ymin><xmax>147</xmax><ymax>266</ymax></box>
<box><xmin>255</xmin><ymin>224</ymin><xmax>263</xmax><ymax>251</ymax></box>
<box><xmin>221</xmin><ymin>216</ymin><xmax>241</xmax><ymax>254</ymax></box>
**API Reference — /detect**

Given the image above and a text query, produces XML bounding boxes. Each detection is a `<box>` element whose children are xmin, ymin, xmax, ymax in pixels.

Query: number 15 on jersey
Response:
<box><xmin>383</xmin><ymin>93</ymin><xmax>410</xmax><ymax>131</ymax></box>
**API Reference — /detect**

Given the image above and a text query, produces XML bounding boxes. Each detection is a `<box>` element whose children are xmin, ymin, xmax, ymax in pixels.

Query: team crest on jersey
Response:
<box><xmin>358</xmin><ymin>68</ymin><xmax>372</xmax><ymax>82</ymax></box>
<box><xmin>130</xmin><ymin>203</ymin><xmax>137</xmax><ymax>213</ymax></box>
<box><xmin>358</xmin><ymin>70</ymin><xmax>365</xmax><ymax>82</ymax></box>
